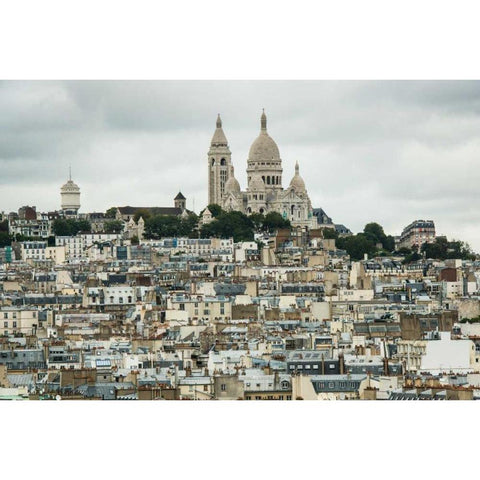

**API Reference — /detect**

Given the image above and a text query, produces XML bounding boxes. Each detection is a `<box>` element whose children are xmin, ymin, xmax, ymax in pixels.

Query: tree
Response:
<box><xmin>144</xmin><ymin>215</ymin><xmax>181</xmax><ymax>238</ymax></box>
<box><xmin>104</xmin><ymin>220</ymin><xmax>124</xmax><ymax>233</ymax></box>
<box><xmin>421</xmin><ymin>237</ymin><xmax>476</xmax><ymax>260</ymax></box>
<box><xmin>249</xmin><ymin>213</ymin><xmax>265</xmax><ymax>232</ymax></box>
<box><xmin>133</xmin><ymin>209</ymin><xmax>151</xmax><ymax>223</ymax></box>
<box><xmin>131</xmin><ymin>235</ymin><xmax>139</xmax><ymax>245</ymax></box>
<box><xmin>336</xmin><ymin>233</ymin><xmax>376</xmax><ymax>260</ymax></box>
<box><xmin>396</xmin><ymin>246</ymin><xmax>412</xmax><ymax>256</ymax></box>
<box><xmin>0</xmin><ymin>231</ymin><xmax>12</xmax><ymax>248</ymax></box>
<box><xmin>53</xmin><ymin>218</ymin><xmax>92</xmax><ymax>236</ymax></box>
<box><xmin>77</xmin><ymin>220</ymin><xmax>91</xmax><ymax>233</ymax></box>
<box><xmin>206</xmin><ymin>204</ymin><xmax>223</xmax><ymax>218</ymax></box>
<box><xmin>322</xmin><ymin>228</ymin><xmax>338</xmax><ymax>240</ymax></box>
<box><xmin>105</xmin><ymin>207</ymin><xmax>118</xmax><ymax>219</ymax></box>
<box><xmin>201</xmin><ymin>210</ymin><xmax>254</xmax><ymax>242</ymax></box>
<box><xmin>402</xmin><ymin>251</ymin><xmax>422</xmax><ymax>264</ymax></box>
<box><xmin>263</xmin><ymin>211</ymin><xmax>291</xmax><ymax>232</ymax></box>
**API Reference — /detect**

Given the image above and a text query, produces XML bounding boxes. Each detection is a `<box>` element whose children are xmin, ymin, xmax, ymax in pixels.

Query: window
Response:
<box><xmin>221</xmin><ymin>384</ymin><xmax>226</xmax><ymax>391</ymax></box>
<box><xmin>3</xmin><ymin>313</ymin><xmax>7</xmax><ymax>319</ymax></box>
<box><xmin>3</xmin><ymin>321</ymin><xmax>7</xmax><ymax>328</ymax></box>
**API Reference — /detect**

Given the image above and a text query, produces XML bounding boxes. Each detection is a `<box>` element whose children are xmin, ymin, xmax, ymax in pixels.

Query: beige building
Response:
<box><xmin>1</xmin><ymin>308</ymin><xmax>40</xmax><ymax>336</ymax></box>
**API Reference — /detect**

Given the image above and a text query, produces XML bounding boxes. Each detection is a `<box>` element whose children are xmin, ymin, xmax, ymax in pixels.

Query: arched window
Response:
<box><xmin>220</xmin><ymin>158</ymin><xmax>226</xmax><ymax>166</ymax></box>
<box><xmin>260</xmin><ymin>208</ymin><xmax>264</xmax><ymax>214</ymax></box>
<box><xmin>262</xmin><ymin>176</ymin><xmax>265</xmax><ymax>182</ymax></box>
<box><xmin>267</xmin><ymin>176</ymin><xmax>271</xmax><ymax>185</ymax></box>
<box><xmin>211</xmin><ymin>158</ymin><xmax>215</xmax><ymax>166</ymax></box>
<box><xmin>291</xmin><ymin>205</ymin><xmax>295</xmax><ymax>215</ymax></box>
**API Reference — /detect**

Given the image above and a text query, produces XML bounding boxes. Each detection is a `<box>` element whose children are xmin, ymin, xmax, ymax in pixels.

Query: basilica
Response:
<box><xmin>208</xmin><ymin>111</ymin><xmax>318</xmax><ymax>229</ymax></box>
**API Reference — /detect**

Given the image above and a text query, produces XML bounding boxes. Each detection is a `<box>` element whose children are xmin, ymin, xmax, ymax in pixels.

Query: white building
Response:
<box><xmin>60</xmin><ymin>171</ymin><xmax>81</xmax><ymax>217</ymax></box>
<box><xmin>208</xmin><ymin>112</ymin><xmax>318</xmax><ymax>228</ymax></box>
<box><xmin>419</xmin><ymin>332</ymin><xmax>475</xmax><ymax>374</ymax></box>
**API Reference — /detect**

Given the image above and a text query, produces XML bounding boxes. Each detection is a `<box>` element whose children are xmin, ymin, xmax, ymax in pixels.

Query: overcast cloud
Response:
<box><xmin>1</xmin><ymin>80</ymin><xmax>479</xmax><ymax>251</ymax></box>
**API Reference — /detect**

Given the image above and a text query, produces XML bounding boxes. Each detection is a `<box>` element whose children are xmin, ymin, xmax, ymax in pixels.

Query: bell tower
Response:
<box><xmin>208</xmin><ymin>114</ymin><xmax>232</xmax><ymax>205</ymax></box>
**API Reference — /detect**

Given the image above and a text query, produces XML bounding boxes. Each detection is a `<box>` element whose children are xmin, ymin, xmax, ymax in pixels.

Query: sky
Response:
<box><xmin>1</xmin><ymin>80</ymin><xmax>480</xmax><ymax>251</ymax></box>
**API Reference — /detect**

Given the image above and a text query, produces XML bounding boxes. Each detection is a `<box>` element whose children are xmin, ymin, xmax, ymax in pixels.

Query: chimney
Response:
<box><xmin>383</xmin><ymin>357</ymin><xmax>389</xmax><ymax>376</ymax></box>
<box><xmin>339</xmin><ymin>352</ymin><xmax>345</xmax><ymax>375</ymax></box>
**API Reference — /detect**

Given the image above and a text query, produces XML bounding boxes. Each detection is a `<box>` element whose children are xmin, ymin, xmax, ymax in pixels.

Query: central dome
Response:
<box><xmin>248</xmin><ymin>111</ymin><xmax>281</xmax><ymax>164</ymax></box>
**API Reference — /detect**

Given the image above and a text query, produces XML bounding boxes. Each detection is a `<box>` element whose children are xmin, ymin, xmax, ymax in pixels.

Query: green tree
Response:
<box><xmin>322</xmin><ymin>228</ymin><xmax>338</xmax><ymax>240</ymax></box>
<box><xmin>144</xmin><ymin>215</ymin><xmax>182</xmax><ymax>238</ymax></box>
<box><xmin>0</xmin><ymin>231</ymin><xmax>12</xmax><ymax>247</ymax></box>
<box><xmin>336</xmin><ymin>233</ymin><xmax>376</xmax><ymax>261</ymax></box>
<box><xmin>105</xmin><ymin>207</ymin><xmax>118</xmax><ymax>219</ymax></box>
<box><xmin>76</xmin><ymin>219</ymin><xmax>92</xmax><ymax>233</ymax></box>
<box><xmin>249</xmin><ymin>213</ymin><xmax>265</xmax><ymax>232</ymax></box>
<box><xmin>201</xmin><ymin>210</ymin><xmax>254</xmax><ymax>242</ymax></box>
<box><xmin>53</xmin><ymin>218</ymin><xmax>92</xmax><ymax>236</ymax></box>
<box><xmin>104</xmin><ymin>220</ymin><xmax>124</xmax><ymax>233</ymax></box>
<box><xmin>178</xmin><ymin>213</ymin><xmax>199</xmax><ymax>237</ymax></box>
<box><xmin>421</xmin><ymin>237</ymin><xmax>476</xmax><ymax>260</ymax></box>
<box><xmin>402</xmin><ymin>251</ymin><xmax>422</xmax><ymax>264</ymax></box>
<box><xmin>206</xmin><ymin>204</ymin><xmax>223</xmax><ymax>218</ymax></box>
<box><xmin>263</xmin><ymin>211</ymin><xmax>291</xmax><ymax>232</ymax></box>
<box><xmin>131</xmin><ymin>235</ymin><xmax>139</xmax><ymax>245</ymax></box>
<box><xmin>396</xmin><ymin>246</ymin><xmax>412</xmax><ymax>256</ymax></box>
<box><xmin>133</xmin><ymin>209</ymin><xmax>152</xmax><ymax>223</ymax></box>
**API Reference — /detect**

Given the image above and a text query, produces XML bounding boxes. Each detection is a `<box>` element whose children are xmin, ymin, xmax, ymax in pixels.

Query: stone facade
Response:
<box><xmin>207</xmin><ymin>111</ymin><xmax>318</xmax><ymax>228</ymax></box>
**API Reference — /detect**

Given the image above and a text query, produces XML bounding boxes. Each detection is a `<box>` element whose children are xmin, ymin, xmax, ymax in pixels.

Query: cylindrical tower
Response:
<box><xmin>60</xmin><ymin>170</ymin><xmax>81</xmax><ymax>217</ymax></box>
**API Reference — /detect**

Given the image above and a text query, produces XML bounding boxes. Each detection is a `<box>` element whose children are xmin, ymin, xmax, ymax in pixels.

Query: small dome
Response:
<box><xmin>289</xmin><ymin>161</ymin><xmax>306</xmax><ymax>192</ymax></box>
<box><xmin>225</xmin><ymin>169</ymin><xmax>241</xmax><ymax>194</ymax></box>
<box><xmin>248</xmin><ymin>111</ymin><xmax>281</xmax><ymax>164</ymax></box>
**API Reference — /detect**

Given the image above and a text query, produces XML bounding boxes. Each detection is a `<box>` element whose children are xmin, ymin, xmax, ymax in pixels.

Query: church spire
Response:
<box><xmin>261</xmin><ymin>109</ymin><xmax>267</xmax><ymax>132</ymax></box>
<box><xmin>211</xmin><ymin>113</ymin><xmax>228</xmax><ymax>146</ymax></box>
<box><xmin>295</xmin><ymin>160</ymin><xmax>299</xmax><ymax>174</ymax></box>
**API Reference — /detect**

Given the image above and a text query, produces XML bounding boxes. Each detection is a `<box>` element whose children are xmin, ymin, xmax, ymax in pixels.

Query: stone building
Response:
<box><xmin>207</xmin><ymin>111</ymin><xmax>319</xmax><ymax>228</ymax></box>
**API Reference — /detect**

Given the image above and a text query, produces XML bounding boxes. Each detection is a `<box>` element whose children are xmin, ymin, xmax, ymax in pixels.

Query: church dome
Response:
<box><xmin>289</xmin><ymin>161</ymin><xmax>306</xmax><ymax>192</ymax></box>
<box><xmin>248</xmin><ymin>111</ymin><xmax>281</xmax><ymax>164</ymax></box>
<box><xmin>225</xmin><ymin>168</ymin><xmax>241</xmax><ymax>194</ymax></box>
